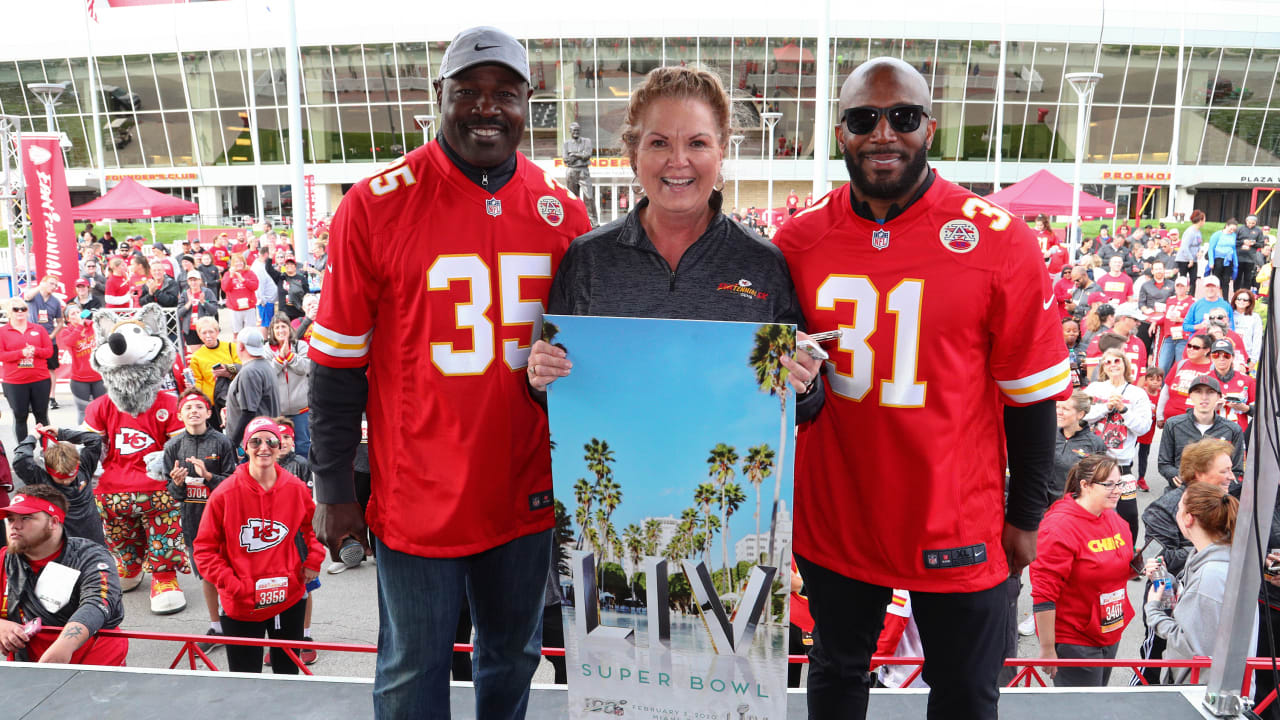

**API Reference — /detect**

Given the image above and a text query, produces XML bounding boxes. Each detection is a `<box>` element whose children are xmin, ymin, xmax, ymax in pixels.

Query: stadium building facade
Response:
<box><xmin>3</xmin><ymin>0</ymin><xmax>1280</xmax><ymax>228</ymax></box>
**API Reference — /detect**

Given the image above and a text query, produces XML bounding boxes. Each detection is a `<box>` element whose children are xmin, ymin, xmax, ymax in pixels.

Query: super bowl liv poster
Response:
<box><xmin>544</xmin><ymin>315</ymin><xmax>797</xmax><ymax>720</ymax></box>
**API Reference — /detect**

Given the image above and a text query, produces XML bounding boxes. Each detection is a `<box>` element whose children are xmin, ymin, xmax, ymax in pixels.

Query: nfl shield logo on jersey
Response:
<box><xmin>939</xmin><ymin>219</ymin><xmax>980</xmax><ymax>253</ymax></box>
<box><xmin>485</xmin><ymin>197</ymin><xmax>503</xmax><ymax>217</ymax></box>
<box><xmin>871</xmin><ymin>228</ymin><xmax>890</xmax><ymax>250</ymax></box>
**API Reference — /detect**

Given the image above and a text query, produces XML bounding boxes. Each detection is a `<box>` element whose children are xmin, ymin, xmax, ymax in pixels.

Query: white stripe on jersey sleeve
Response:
<box><xmin>309</xmin><ymin>322</ymin><xmax>372</xmax><ymax>359</ymax></box>
<box><xmin>995</xmin><ymin>359</ymin><xmax>1072</xmax><ymax>405</ymax></box>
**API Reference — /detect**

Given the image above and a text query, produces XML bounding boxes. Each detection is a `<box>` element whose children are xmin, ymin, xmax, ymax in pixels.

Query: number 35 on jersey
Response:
<box><xmin>426</xmin><ymin>253</ymin><xmax>551</xmax><ymax>376</ymax></box>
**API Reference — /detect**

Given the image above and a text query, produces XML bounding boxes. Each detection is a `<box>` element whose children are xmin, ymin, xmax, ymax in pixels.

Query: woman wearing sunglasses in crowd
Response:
<box><xmin>1229</xmin><ymin>289</ymin><xmax>1262</xmax><ymax>369</ymax></box>
<box><xmin>1082</xmin><ymin>348</ymin><xmax>1151</xmax><ymax>542</ymax></box>
<box><xmin>193</xmin><ymin>417</ymin><xmax>323</xmax><ymax>674</ymax></box>
<box><xmin>1030</xmin><ymin>454</ymin><xmax>1135</xmax><ymax>687</ymax></box>
<box><xmin>0</xmin><ymin>296</ymin><xmax>53</xmax><ymax>443</ymax></box>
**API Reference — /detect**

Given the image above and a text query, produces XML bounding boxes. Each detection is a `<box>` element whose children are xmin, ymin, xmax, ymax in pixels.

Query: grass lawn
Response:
<box><xmin>0</xmin><ymin>221</ymin><xmax>239</xmax><ymax>249</ymax></box>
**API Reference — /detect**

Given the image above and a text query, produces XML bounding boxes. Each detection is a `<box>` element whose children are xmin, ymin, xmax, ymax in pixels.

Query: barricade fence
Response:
<box><xmin>20</xmin><ymin>627</ymin><xmax>1280</xmax><ymax>712</ymax></box>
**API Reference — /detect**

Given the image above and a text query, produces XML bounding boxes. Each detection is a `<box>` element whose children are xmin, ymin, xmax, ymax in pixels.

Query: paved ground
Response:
<box><xmin>2</xmin><ymin>351</ymin><xmax>1166</xmax><ymax>685</ymax></box>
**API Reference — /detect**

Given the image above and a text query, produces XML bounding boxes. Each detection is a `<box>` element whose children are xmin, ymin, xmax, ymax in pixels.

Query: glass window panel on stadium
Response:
<box><xmin>3</xmin><ymin>36</ymin><xmax>1280</xmax><ymax>218</ymax></box>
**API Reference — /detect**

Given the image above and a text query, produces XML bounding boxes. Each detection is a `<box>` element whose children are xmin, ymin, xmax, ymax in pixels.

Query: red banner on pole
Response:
<box><xmin>20</xmin><ymin>134</ymin><xmax>77</xmax><ymax>299</ymax></box>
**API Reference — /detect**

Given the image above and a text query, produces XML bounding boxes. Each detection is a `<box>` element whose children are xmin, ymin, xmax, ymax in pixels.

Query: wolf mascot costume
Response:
<box><xmin>84</xmin><ymin>305</ymin><xmax>187</xmax><ymax>614</ymax></box>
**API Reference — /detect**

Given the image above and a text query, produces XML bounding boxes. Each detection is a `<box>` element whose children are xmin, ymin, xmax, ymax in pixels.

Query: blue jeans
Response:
<box><xmin>1158</xmin><ymin>337</ymin><xmax>1187</xmax><ymax>375</ymax></box>
<box><xmin>373</xmin><ymin>529</ymin><xmax>550</xmax><ymax>720</ymax></box>
<box><xmin>288</xmin><ymin>410</ymin><xmax>310</xmax><ymax>460</ymax></box>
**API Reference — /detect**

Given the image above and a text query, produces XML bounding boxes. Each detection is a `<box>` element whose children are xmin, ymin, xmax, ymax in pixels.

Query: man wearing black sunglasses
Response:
<box><xmin>776</xmin><ymin>58</ymin><xmax>1071</xmax><ymax>720</ymax></box>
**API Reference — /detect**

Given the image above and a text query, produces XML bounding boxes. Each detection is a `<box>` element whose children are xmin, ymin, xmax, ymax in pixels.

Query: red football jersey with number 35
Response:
<box><xmin>309</xmin><ymin>142</ymin><xmax>591</xmax><ymax>558</ymax></box>
<box><xmin>776</xmin><ymin>174</ymin><xmax>1071</xmax><ymax>593</ymax></box>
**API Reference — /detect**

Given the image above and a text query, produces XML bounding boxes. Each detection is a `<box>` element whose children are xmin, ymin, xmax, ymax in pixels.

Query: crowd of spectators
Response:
<box><xmin>1</xmin><ymin>44</ymin><xmax>1279</xmax><ymax>720</ymax></box>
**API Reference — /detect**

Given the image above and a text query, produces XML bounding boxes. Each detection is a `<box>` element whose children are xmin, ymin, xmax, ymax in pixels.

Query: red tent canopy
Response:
<box><xmin>984</xmin><ymin>169</ymin><xmax>1115</xmax><ymax>218</ymax></box>
<box><xmin>71</xmin><ymin>177</ymin><xmax>199</xmax><ymax>220</ymax></box>
<box><xmin>772</xmin><ymin>43</ymin><xmax>815</xmax><ymax>64</ymax></box>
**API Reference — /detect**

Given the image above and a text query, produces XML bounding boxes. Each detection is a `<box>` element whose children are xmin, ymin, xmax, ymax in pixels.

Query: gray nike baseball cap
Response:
<box><xmin>439</xmin><ymin>26</ymin><xmax>530</xmax><ymax>84</ymax></box>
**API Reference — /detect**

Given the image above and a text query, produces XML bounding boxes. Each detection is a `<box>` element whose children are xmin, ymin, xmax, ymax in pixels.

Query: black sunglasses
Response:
<box><xmin>841</xmin><ymin>104</ymin><xmax>929</xmax><ymax>135</ymax></box>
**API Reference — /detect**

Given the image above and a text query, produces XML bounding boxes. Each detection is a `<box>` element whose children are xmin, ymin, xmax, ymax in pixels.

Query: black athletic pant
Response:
<box><xmin>222</xmin><ymin>596</ymin><xmax>306</xmax><ymax>674</ymax></box>
<box><xmin>1213</xmin><ymin>259</ymin><xmax>1233</xmax><ymax>293</ymax></box>
<box><xmin>1240</xmin><ymin>262</ymin><xmax>1258</xmax><ymax>293</ymax></box>
<box><xmin>1176</xmin><ymin>261</ymin><xmax>1198</xmax><ymax>293</ymax></box>
<box><xmin>1117</xmin><ymin>465</ymin><xmax>1139</xmax><ymax>543</ymax></box>
<box><xmin>3</xmin><ymin>379</ymin><xmax>50</xmax><ymax>444</ymax></box>
<box><xmin>796</xmin><ymin>553</ymin><xmax>1006</xmax><ymax>720</ymax></box>
<box><xmin>1136</xmin><ymin>444</ymin><xmax>1152</xmax><ymax>486</ymax></box>
<box><xmin>543</xmin><ymin>604</ymin><xmax>568</xmax><ymax>684</ymax></box>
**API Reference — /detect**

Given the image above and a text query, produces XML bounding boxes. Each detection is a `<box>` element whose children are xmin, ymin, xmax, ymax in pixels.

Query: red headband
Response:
<box><xmin>180</xmin><ymin>394</ymin><xmax>213</xmax><ymax>413</ymax></box>
<box><xmin>3</xmin><ymin>494</ymin><xmax>66</xmax><ymax>523</ymax></box>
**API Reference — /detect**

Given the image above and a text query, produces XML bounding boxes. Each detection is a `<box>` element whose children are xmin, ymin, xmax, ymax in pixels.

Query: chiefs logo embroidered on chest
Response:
<box><xmin>239</xmin><ymin>519</ymin><xmax>290</xmax><ymax>552</ymax></box>
<box><xmin>114</xmin><ymin>427</ymin><xmax>156</xmax><ymax>455</ymax></box>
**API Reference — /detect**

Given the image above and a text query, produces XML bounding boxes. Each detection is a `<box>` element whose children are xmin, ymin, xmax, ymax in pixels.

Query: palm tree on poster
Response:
<box><xmin>622</xmin><ymin>523</ymin><xmax>643</xmax><ymax>596</ymax></box>
<box><xmin>743</xmin><ymin>444</ymin><xmax>775</xmax><ymax>563</ymax></box>
<box><xmin>719</xmin><ymin>481</ymin><xmax>747</xmax><ymax>585</ymax></box>
<box><xmin>582</xmin><ymin>438</ymin><xmax>616</xmax><ymax>556</ymax></box>
<box><xmin>668</xmin><ymin>508</ymin><xmax>700</xmax><ymax>564</ymax></box>
<box><xmin>693</xmin><ymin>482</ymin><xmax>719</xmax><ymax>566</ymax></box>
<box><xmin>572</xmin><ymin>477</ymin><xmax>594</xmax><ymax>550</ymax></box>
<box><xmin>642</xmin><ymin>518</ymin><xmax>663</xmax><ymax>557</ymax></box>
<box><xmin>706</xmin><ymin>443</ymin><xmax>739</xmax><ymax>580</ymax></box>
<box><xmin>748</xmin><ymin>323</ymin><xmax>796</xmax><ymax>569</ymax></box>
<box><xmin>597</xmin><ymin>476</ymin><xmax>623</xmax><ymax>562</ymax></box>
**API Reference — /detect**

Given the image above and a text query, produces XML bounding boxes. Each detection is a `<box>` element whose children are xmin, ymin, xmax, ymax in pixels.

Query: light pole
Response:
<box><xmin>761</xmin><ymin>111</ymin><xmax>782</xmax><ymax>228</ymax></box>
<box><xmin>1065</xmin><ymin>72</ymin><xmax>1102</xmax><ymax>263</ymax></box>
<box><xmin>729</xmin><ymin>134</ymin><xmax>744</xmax><ymax>212</ymax></box>
<box><xmin>414</xmin><ymin>114</ymin><xmax>436</xmax><ymax>148</ymax></box>
<box><xmin>26</xmin><ymin>83</ymin><xmax>65</xmax><ymax>133</ymax></box>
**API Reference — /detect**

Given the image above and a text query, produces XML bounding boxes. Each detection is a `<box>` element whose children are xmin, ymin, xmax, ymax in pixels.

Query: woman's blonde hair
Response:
<box><xmin>619</xmin><ymin>65</ymin><xmax>731</xmax><ymax>168</ymax></box>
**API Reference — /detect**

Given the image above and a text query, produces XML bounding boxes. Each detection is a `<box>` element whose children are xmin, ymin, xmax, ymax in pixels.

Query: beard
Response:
<box><xmin>843</xmin><ymin>144</ymin><xmax>929</xmax><ymax>201</ymax></box>
<box><xmin>8</xmin><ymin>523</ymin><xmax>53</xmax><ymax>555</ymax></box>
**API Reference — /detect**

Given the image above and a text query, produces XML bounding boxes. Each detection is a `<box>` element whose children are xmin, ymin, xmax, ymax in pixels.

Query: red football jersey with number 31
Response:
<box><xmin>776</xmin><ymin>174</ymin><xmax>1071</xmax><ymax>593</ymax></box>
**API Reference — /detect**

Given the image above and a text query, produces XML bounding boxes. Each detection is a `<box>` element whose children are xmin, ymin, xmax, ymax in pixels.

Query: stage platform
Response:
<box><xmin>3</xmin><ymin>663</ymin><xmax>1223</xmax><ymax>719</ymax></box>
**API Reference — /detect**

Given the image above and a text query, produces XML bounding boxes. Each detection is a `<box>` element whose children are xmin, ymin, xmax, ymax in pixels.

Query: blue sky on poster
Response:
<box><xmin>546</xmin><ymin>315</ymin><xmax>796</xmax><ymax>553</ymax></box>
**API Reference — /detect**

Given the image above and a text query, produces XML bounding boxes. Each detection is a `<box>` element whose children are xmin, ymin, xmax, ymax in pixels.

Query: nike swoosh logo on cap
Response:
<box><xmin>475</xmin><ymin>43</ymin><xmax>500</xmax><ymax>51</ymax></box>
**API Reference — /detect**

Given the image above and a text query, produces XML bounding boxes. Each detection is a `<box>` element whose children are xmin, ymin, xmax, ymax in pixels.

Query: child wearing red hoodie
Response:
<box><xmin>193</xmin><ymin>416</ymin><xmax>322</xmax><ymax>674</ymax></box>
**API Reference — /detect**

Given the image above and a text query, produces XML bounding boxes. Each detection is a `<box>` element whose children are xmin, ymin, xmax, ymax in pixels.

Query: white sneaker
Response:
<box><xmin>1018</xmin><ymin>615</ymin><xmax>1036</xmax><ymax>636</ymax></box>
<box><xmin>326</xmin><ymin>561</ymin><xmax>349</xmax><ymax>575</ymax></box>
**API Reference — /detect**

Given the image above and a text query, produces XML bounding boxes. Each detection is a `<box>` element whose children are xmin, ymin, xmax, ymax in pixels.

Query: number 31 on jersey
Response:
<box><xmin>816</xmin><ymin>277</ymin><xmax>926</xmax><ymax>408</ymax></box>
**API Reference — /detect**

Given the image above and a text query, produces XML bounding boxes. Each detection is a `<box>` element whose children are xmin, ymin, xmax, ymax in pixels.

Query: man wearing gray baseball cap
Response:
<box><xmin>307</xmin><ymin>24</ymin><xmax>591</xmax><ymax>720</ymax></box>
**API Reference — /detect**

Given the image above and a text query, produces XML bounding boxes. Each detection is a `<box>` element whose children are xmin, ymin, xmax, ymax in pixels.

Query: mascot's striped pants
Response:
<box><xmin>96</xmin><ymin>490</ymin><xmax>190</xmax><ymax>577</ymax></box>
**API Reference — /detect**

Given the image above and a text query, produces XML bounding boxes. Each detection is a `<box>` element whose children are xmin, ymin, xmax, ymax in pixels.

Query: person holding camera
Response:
<box><xmin>1143</xmin><ymin>481</ymin><xmax>1237</xmax><ymax>684</ymax></box>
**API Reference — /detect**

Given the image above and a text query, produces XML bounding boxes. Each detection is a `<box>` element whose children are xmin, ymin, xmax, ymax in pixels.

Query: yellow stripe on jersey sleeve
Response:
<box><xmin>309</xmin><ymin>323</ymin><xmax>372</xmax><ymax>359</ymax></box>
<box><xmin>995</xmin><ymin>359</ymin><xmax>1072</xmax><ymax>404</ymax></box>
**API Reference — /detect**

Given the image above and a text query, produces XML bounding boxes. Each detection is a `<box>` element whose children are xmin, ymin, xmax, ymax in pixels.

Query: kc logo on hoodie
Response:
<box><xmin>239</xmin><ymin>518</ymin><xmax>289</xmax><ymax>552</ymax></box>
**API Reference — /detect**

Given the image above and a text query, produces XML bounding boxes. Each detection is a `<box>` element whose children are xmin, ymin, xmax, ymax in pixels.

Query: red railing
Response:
<box><xmin>21</xmin><ymin>627</ymin><xmax>1280</xmax><ymax>712</ymax></box>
